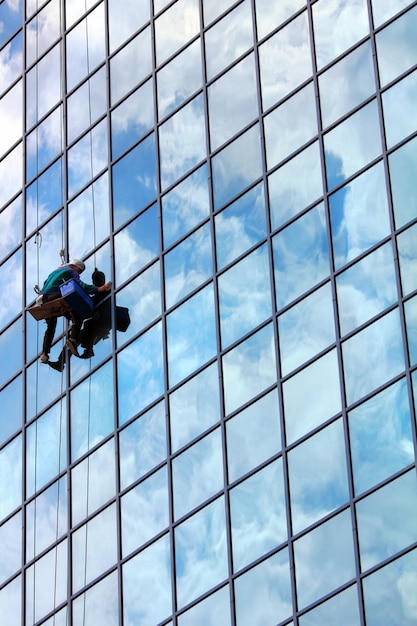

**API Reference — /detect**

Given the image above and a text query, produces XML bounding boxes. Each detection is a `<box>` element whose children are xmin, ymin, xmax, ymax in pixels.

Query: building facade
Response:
<box><xmin>1</xmin><ymin>0</ymin><xmax>417</xmax><ymax>624</ymax></box>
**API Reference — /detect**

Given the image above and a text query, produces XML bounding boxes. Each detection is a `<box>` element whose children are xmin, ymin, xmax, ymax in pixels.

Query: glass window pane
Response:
<box><xmin>376</xmin><ymin>6</ymin><xmax>417</xmax><ymax>86</ymax></box>
<box><xmin>388</xmin><ymin>136</ymin><xmax>417</xmax><ymax>228</ymax></box>
<box><xmin>26</xmin><ymin>403</ymin><xmax>66</xmax><ymax>497</ymax></box>
<box><xmin>167</xmin><ymin>284</ymin><xmax>216</xmax><ymax>387</ymax></box>
<box><xmin>71</xmin><ymin>439</ymin><xmax>115</xmax><ymax>526</ymax></box>
<box><xmin>116</xmin><ymin>261</ymin><xmax>161</xmax><ymax>348</ymax></box>
<box><xmin>26</xmin><ymin>159</ymin><xmax>64</xmax><ymax>234</ymax></box>
<box><xmin>397</xmin><ymin>223</ymin><xmax>417</xmax><ymax>297</ymax></box>
<box><xmin>26</xmin><ymin>106</ymin><xmax>63</xmax><ymax>182</ymax></box>
<box><xmin>157</xmin><ymin>39</ymin><xmax>202</xmax><ymax>120</ymax></box>
<box><xmin>230</xmin><ymin>460</ymin><xmax>287</xmax><ymax>571</ymax></box>
<box><xmin>162</xmin><ymin>164</ymin><xmax>210</xmax><ymax>249</ymax></box>
<box><xmin>119</xmin><ymin>400</ymin><xmax>167</xmax><ymax>489</ymax></box>
<box><xmin>108</xmin><ymin>0</ymin><xmax>150</xmax><ymax>52</ymax></box>
<box><xmin>159</xmin><ymin>95</ymin><xmax>206</xmax><ymax>190</ymax></box>
<box><xmin>122</xmin><ymin>466</ymin><xmax>169</xmax><ymax>556</ymax></box>
<box><xmin>203</xmin><ymin>0</ymin><xmax>236</xmax><ymax>26</ymax></box>
<box><xmin>114</xmin><ymin>203</ymin><xmax>159</xmax><ymax>284</ymax></box>
<box><xmin>299</xmin><ymin>585</ymin><xmax>361</xmax><ymax>626</ymax></box>
<box><xmin>362</xmin><ymin>547</ymin><xmax>417</xmax><ymax>626</ymax></box>
<box><xmin>205</xmin><ymin>0</ymin><xmax>253</xmax><ymax>81</ymax></box>
<box><xmin>155</xmin><ymin>0</ymin><xmax>200</xmax><ymax>66</ymax></box>
<box><xmin>208</xmin><ymin>54</ymin><xmax>258</xmax><ymax>151</ymax></box>
<box><xmin>336</xmin><ymin>242</ymin><xmax>397</xmax><ymax>336</ymax></box>
<box><xmin>67</xmin><ymin>67</ymin><xmax>107</xmax><ymax>143</ymax></box>
<box><xmin>260</xmin><ymin>12</ymin><xmax>312</xmax><ymax>111</ymax></box>
<box><xmin>72</xmin><ymin>504</ymin><xmax>117</xmax><ymax>592</ymax></box>
<box><xmin>26</xmin><ymin>44</ymin><xmax>61</xmax><ymax>129</ymax></box>
<box><xmin>175</xmin><ymin>497</ymin><xmax>228</xmax><ymax>608</ymax></box>
<box><xmin>111</xmin><ymin>79</ymin><xmax>154</xmax><ymax>160</ymax></box>
<box><xmin>289</xmin><ymin>419</ymin><xmax>349</xmax><ymax>534</ymax></box>
<box><xmin>113</xmin><ymin>137</ymin><xmax>156</xmax><ymax>239</ymax></box>
<box><xmin>219</xmin><ymin>244</ymin><xmax>272</xmax><ymax>349</ymax></box>
<box><xmin>372</xmin><ymin>0</ymin><xmax>414</xmax><ymax>26</ymax></box>
<box><xmin>0</xmin><ymin>2</ymin><xmax>22</xmax><ymax>48</ymax></box>
<box><xmin>0</xmin><ymin>144</ymin><xmax>22</xmax><ymax>213</ymax></box>
<box><xmin>26</xmin><ymin>477</ymin><xmax>67</xmax><ymax>561</ymax></box>
<box><xmin>0</xmin><ymin>80</ymin><xmax>22</xmax><ymax>159</ymax></box>
<box><xmin>117</xmin><ymin>322</ymin><xmax>164</xmax><ymax>423</ymax></box>
<box><xmin>68</xmin><ymin>173</ymin><xmax>110</xmax><ymax>260</ymax></box>
<box><xmin>222</xmin><ymin>323</ymin><xmax>277</xmax><ymax>416</ymax></box>
<box><xmin>0</xmin><ymin>251</ymin><xmax>21</xmax><ymax>332</ymax></box>
<box><xmin>164</xmin><ymin>222</ymin><xmax>212</xmax><ymax>309</ymax></box>
<box><xmin>278</xmin><ymin>283</ymin><xmax>335</xmax><ymax>376</ymax></box>
<box><xmin>312</xmin><ymin>0</ymin><xmax>369</xmax><ymax>70</ymax></box>
<box><xmin>319</xmin><ymin>41</ymin><xmax>375</xmax><ymax>128</ymax></box>
<box><xmin>170</xmin><ymin>363</ymin><xmax>220</xmax><ymax>453</ymax></box>
<box><xmin>72</xmin><ymin>571</ymin><xmax>118</xmax><ymax>626</ymax></box>
<box><xmin>227</xmin><ymin>390</ymin><xmax>281</xmax><ymax>483</ymax></box>
<box><xmin>215</xmin><ymin>183</ymin><xmax>266</xmax><ymax>270</ymax></box>
<box><xmin>0</xmin><ymin>576</ymin><xmax>21</xmax><ymax>626</ymax></box>
<box><xmin>0</xmin><ymin>196</ymin><xmax>22</xmax><ymax>260</ymax></box>
<box><xmin>342</xmin><ymin>309</ymin><xmax>405</xmax><ymax>405</ymax></box>
<box><xmin>265</xmin><ymin>83</ymin><xmax>317</xmax><ymax>169</ymax></box>
<box><xmin>294</xmin><ymin>509</ymin><xmax>356</xmax><ymax>609</ymax></box>
<box><xmin>356</xmin><ymin>470</ymin><xmax>417</xmax><ymax>571</ymax></box>
<box><xmin>255</xmin><ymin>0</ymin><xmax>305</xmax><ymax>39</ymax></box>
<box><xmin>70</xmin><ymin>361</ymin><xmax>113</xmax><ymax>461</ymax></box>
<box><xmin>173</xmin><ymin>428</ymin><xmax>223</xmax><ymax>519</ymax></box>
<box><xmin>273</xmin><ymin>203</ymin><xmax>329</xmax><ymax>309</ymax></box>
<box><xmin>0</xmin><ymin>511</ymin><xmax>21</xmax><ymax>585</ymax></box>
<box><xmin>123</xmin><ymin>535</ymin><xmax>172</xmax><ymax>625</ymax></box>
<box><xmin>66</xmin><ymin>4</ymin><xmax>105</xmax><ymax>91</ymax></box>
<box><xmin>178</xmin><ymin>586</ymin><xmax>231</xmax><ymax>626</ymax></box>
<box><xmin>0</xmin><ymin>375</ymin><xmax>22</xmax><ymax>445</ymax></box>
<box><xmin>110</xmin><ymin>27</ymin><xmax>152</xmax><ymax>106</ymax></box>
<box><xmin>382</xmin><ymin>70</ymin><xmax>417</xmax><ymax>149</ymax></box>
<box><xmin>212</xmin><ymin>124</ymin><xmax>263</xmax><ymax>211</ymax></box>
<box><xmin>329</xmin><ymin>162</ymin><xmax>390</xmax><ymax>270</ymax></box>
<box><xmin>26</xmin><ymin>541</ymin><xmax>67</xmax><ymax>624</ymax></box>
<box><xmin>324</xmin><ymin>101</ymin><xmax>382</xmax><ymax>191</ymax></box>
<box><xmin>283</xmin><ymin>349</ymin><xmax>342</xmax><ymax>444</ymax></box>
<box><xmin>349</xmin><ymin>379</ymin><xmax>414</xmax><ymax>495</ymax></box>
<box><xmin>268</xmin><ymin>142</ymin><xmax>323</xmax><ymax>230</ymax></box>
<box><xmin>67</xmin><ymin>119</ymin><xmax>108</xmax><ymax>199</ymax></box>
<box><xmin>234</xmin><ymin>549</ymin><xmax>292</xmax><ymax>626</ymax></box>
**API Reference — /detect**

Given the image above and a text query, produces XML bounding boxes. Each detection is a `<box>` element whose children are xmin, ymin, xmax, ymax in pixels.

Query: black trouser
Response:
<box><xmin>41</xmin><ymin>294</ymin><xmax>82</xmax><ymax>353</ymax></box>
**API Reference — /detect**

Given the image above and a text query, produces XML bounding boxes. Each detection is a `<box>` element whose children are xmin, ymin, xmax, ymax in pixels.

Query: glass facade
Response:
<box><xmin>0</xmin><ymin>0</ymin><xmax>416</xmax><ymax>624</ymax></box>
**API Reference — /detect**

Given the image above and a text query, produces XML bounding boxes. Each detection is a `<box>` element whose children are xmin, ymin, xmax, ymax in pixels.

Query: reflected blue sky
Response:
<box><xmin>0</xmin><ymin>1</ymin><xmax>416</xmax><ymax>624</ymax></box>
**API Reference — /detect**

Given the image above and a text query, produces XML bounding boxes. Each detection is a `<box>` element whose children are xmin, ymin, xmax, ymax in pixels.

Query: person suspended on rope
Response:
<box><xmin>39</xmin><ymin>259</ymin><xmax>111</xmax><ymax>365</ymax></box>
<box><xmin>48</xmin><ymin>268</ymin><xmax>112</xmax><ymax>372</ymax></box>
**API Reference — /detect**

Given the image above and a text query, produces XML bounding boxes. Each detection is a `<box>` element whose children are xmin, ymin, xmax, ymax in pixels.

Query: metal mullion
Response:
<box><xmin>368</xmin><ymin>0</ymin><xmax>417</xmax><ymax>469</ymax></box>
<box><xmin>149</xmin><ymin>1</ymin><xmax>178</xmax><ymax>623</ymax></box>
<box><xmin>306</xmin><ymin>1</ymin><xmax>366</xmax><ymax>624</ymax></box>
<box><xmin>197</xmin><ymin>0</ymin><xmax>237</xmax><ymax>623</ymax></box>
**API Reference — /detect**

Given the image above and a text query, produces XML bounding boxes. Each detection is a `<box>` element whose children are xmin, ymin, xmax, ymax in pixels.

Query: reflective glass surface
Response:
<box><xmin>273</xmin><ymin>202</ymin><xmax>329</xmax><ymax>309</ymax></box>
<box><xmin>1</xmin><ymin>0</ymin><xmax>417</xmax><ymax>622</ymax></box>
<box><xmin>234</xmin><ymin>549</ymin><xmax>292</xmax><ymax>626</ymax></box>
<box><xmin>289</xmin><ymin>419</ymin><xmax>349</xmax><ymax>533</ymax></box>
<box><xmin>259</xmin><ymin>11</ymin><xmax>312</xmax><ymax>111</ymax></box>
<box><xmin>294</xmin><ymin>509</ymin><xmax>356</xmax><ymax>609</ymax></box>
<box><xmin>230</xmin><ymin>460</ymin><xmax>286</xmax><ymax>571</ymax></box>
<box><xmin>362</xmin><ymin>547</ymin><xmax>417</xmax><ymax>626</ymax></box>
<box><xmin>349</xmin><ymin>380</ymin><xmax>414</xmax><ymax>495</ymax></box>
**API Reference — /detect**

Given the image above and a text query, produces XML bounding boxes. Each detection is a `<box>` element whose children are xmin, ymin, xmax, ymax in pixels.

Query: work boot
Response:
<box><xmin>48</xmin><ymin>360</ymin><xmax>64</xmax><ymax>372</ymax></box>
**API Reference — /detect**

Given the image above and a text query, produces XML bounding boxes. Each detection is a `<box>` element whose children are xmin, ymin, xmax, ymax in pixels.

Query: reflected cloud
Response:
<box><xmin>222</xmin><ymin>323</ymin><xmax>276</xmax><ymax>415</ymax></box>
